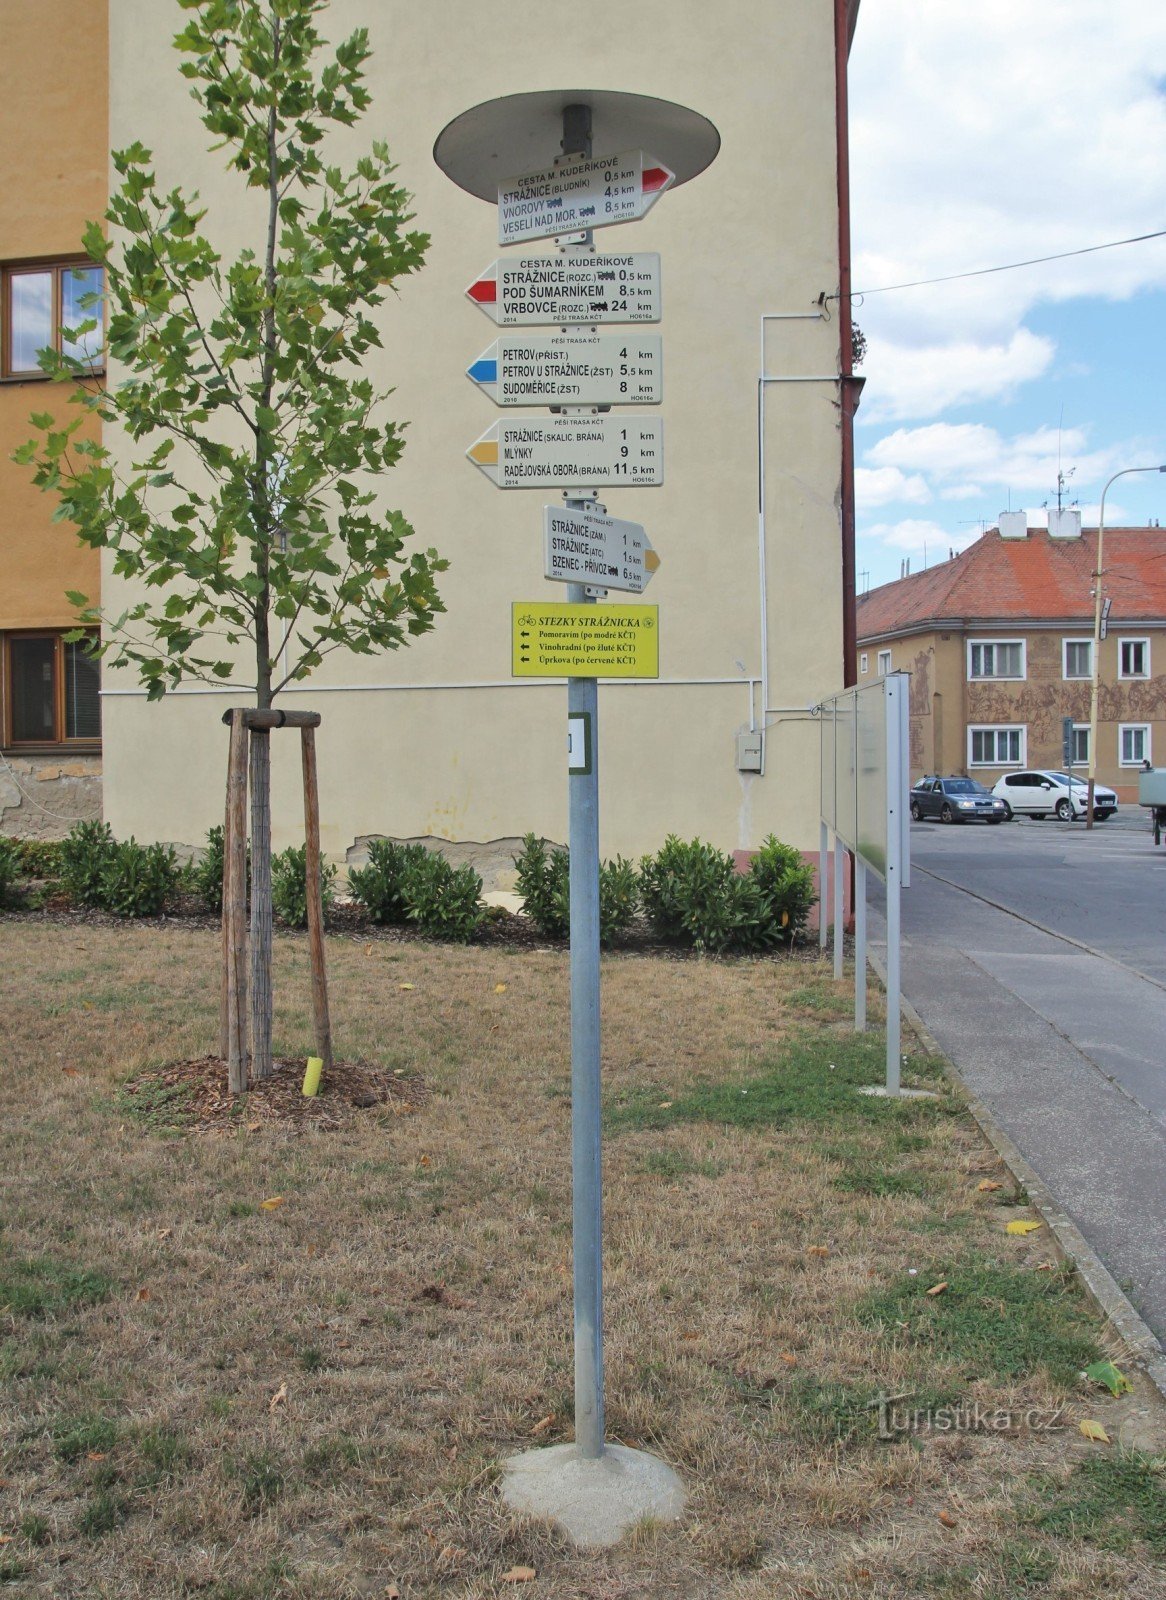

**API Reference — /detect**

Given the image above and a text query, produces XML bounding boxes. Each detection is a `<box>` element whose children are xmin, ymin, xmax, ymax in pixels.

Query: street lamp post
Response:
<box><xmin>1086</xmin><ymin>464</ymin><xmax>1166</xmax><ymax>828</ymax></box>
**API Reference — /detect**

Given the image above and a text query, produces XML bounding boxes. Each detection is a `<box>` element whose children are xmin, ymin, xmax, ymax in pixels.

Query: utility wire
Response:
<box><xmin>850</xmin><ymin>228</ymin><xmax>1166</xmax><ymax>299</ymax></box>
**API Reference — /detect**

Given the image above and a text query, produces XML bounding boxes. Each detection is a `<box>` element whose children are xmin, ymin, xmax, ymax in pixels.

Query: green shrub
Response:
<box><xmin>189</xmin><ymin>823</ymin><xmax>252</xmax><ymax>915</ymax></box>
<box><xmin>600</xmin><ymin>855</ymin><xmax>640</xmax><ymax>944</ymax></box>
<box><xmin>190</xmin><ymin>823</ymin><xmax>226</xmax><ymax>914</ymax></box>
<box><xmin>749</xmin><ymin>834</ymin><xmax>816</xmax><ymax>944</ymax></box>
<box><xmin>513</xmin><ymin>833</ymin><xmax>569</xmax><ymax>939</ymax></box>
<box><xmin>98</xmin><ymin>839</ymin><xmax>179</xmax><ymax>917</ymax></box>
<box><xmin>638</xmin><ymin>835</ymin><xmax>766</xmax><ymax>953</ymax></box>
<box><xmin>271</xmin><ymin>843</ymin><xmax>337</xmax><ymax>929</ymax></box>
<box><xmin>348</xmin><ymin>838</ymin><xmax>429</xmax><ymax>925</ymax></box>
<box><xmin>59</xmin><ymin>820</ymin><xmax>117</xmax><ymax>907</ymax></box>
<box><xmin>400</xmin><ymin>851</ymin><xmax>485</xmax><ymax>943</ymax></box>
<box><xmin>10</xmin><ymin>839</ymin><xmax>65</xmax><ymax>878</ymax></box>
<box><xmin>637</xmin><ymin>834</ymin><xmax>815</xmax><ymax>954</ymax></box>
<box><xmin>0</xmin><ymin>837</ymin><xmax>19</xmax><ymax>908</ymax></box>
<box><xmin>513</xmin><ymin>834</ymin><xmax>640</xmax><ymax>946</ymax></box>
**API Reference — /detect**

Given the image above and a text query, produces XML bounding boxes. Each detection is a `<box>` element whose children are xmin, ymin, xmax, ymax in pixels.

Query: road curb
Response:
<box><xmin>868</xmin><ymin>950</ymin><xmax>1166</xmax><ymax>1403</ymax></box>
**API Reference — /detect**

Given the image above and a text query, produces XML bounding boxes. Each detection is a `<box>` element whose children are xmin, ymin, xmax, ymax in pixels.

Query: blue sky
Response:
<box><xmin>848</xmin><ymin>2</ymin><xmax>1166</xmax><ymax>592</ymax></box>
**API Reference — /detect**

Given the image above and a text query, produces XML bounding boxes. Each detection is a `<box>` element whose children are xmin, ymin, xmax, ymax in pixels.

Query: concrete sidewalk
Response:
<box><xmin>869</xmin><ymin>878</ymin><xmax>1166</xmax><ymax>1346</ymax></box>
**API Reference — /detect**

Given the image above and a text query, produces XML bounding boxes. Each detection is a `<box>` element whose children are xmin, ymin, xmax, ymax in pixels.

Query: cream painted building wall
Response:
<box><xmin>102</xmin><ymin>0</ymin><xmax>849</xmax><ymax>863</ymax></box>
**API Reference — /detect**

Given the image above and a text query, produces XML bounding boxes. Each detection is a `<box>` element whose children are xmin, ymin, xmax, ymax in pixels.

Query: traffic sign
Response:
<box><xmin>512</xmin><ymin>602</ymin><xmax>659</xmax><ymax>678</ymax></box>
<box><xmin>467</xmin><ymin>416</ymin><xmax>663</xmax><ymax>489</ymax></box>
<box><xmin>543</xmin><ymin>504</ymin><xmax>659</xmax><ymax>593</ymax></box>
<box><xmin>466</xmin><ymin>253</ymin><xmax>661</xmax><ymax>325</ymax></box>
<box><xmin>498</xmin><ymin>150</ymin><xmax>674</xmax><ymax>246</ymax></box>
<box><xmin>468</xmin><ymin>332</ymin><xmax>662</xmax><ymax>407</ymax></box>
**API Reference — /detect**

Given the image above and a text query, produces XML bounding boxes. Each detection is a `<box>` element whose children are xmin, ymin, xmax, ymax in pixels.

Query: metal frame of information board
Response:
<box><xmin>817</xmin><ymin>672</ymin><xmax>910</xmax><ymax>1095</ymax></box>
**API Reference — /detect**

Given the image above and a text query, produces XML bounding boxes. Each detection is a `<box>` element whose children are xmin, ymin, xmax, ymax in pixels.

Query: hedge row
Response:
<box><xmin>1</xmin><ymin>824</ymin><xmax>818</xmax><ymax>952</ymax></box>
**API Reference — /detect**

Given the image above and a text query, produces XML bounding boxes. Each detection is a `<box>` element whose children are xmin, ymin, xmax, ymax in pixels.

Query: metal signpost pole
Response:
<box><xmin>854</xmin><ymin>856</ymin><xmax>867</xmax><ymax>1032</ymax></box>
<box><xmin>833</xmin><ymin>835</ymin><xmax>845</xmax><ymax>981</ymax></box>
<box><xmin>560</xmin><ymin>101</ymin><xmax>605</xmax><ymax>1462</ymax></box>
<box><xmin>884</xmin><ymin>674</ymin><xmax>903</xmax><ymax>1096</ymax></box>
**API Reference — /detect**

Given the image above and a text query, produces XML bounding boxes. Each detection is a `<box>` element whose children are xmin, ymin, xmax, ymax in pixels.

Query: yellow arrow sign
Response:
<box><xmin>512</xmin><ymin>603</ymin><xmax>659</xmax><ymax>679</ymax></box>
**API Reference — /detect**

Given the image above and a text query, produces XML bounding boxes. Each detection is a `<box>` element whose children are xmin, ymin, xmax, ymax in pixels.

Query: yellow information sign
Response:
<box><xmin>512</xmin><ymin>602</ymin><xmax>659</xmax><ymax>679</ymax></box>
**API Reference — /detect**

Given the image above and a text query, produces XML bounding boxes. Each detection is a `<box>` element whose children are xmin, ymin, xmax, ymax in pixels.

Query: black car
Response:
<box><xmin>910</xmin><ymin>776</ymin><xmax>1008</xmax><ymax>824</ymax></box>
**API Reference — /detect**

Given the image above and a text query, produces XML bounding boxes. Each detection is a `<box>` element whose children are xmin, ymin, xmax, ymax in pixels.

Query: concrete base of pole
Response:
<box><xmin>500</xmin><ymin>1443</ymin><xmax>686</xmax><ymax>1550</ymax></box>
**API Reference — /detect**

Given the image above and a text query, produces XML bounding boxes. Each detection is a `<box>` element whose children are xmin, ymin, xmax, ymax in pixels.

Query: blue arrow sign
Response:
<box><xmin>467</xmin><ymin>357</ymin><xmax>498</xmax><ymax>384</ymax></box>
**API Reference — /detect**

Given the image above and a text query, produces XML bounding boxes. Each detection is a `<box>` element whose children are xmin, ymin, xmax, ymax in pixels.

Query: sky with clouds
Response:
<box><xmin>849</xmin><ymin>1</ymin><xmax>1166</xmax><ymax>590</ymax></box>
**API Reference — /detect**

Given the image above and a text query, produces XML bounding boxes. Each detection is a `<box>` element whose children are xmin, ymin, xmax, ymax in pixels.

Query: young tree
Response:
<box><xmin>18</xmin><ymin>0</ymin><xmax>447</xmax><ymax>1082</ymax></box>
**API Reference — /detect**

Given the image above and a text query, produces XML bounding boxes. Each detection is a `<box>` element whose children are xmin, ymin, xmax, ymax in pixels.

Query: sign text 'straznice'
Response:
<box><xmin>466</xmin><ymin>253</ymin><xmax>661</xmax><ymax>325</ymax></box>
<box><xmin>497</xmin><ymin>150</ymin><xmax>674</xmax><ymax>246</ymax></box>
<box><xmin>467</xmin><ymin>416</ymin><xmax>663</xmax><ymax>490</ymax></box>
<box><xmin>543</xmin><ymin>504</ymin><xmax>658</xmax><ymax>593</ymax></box>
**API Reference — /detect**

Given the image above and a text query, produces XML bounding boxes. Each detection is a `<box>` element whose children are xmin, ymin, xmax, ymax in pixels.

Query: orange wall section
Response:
<box><xmin>0</xmin><ymin>0</ymin><xmax>107</xmax><ymax>630</ymax></box>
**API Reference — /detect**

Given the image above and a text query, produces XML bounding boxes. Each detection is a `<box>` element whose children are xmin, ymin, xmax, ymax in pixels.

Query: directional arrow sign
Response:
<box><xmin>466</xmin><ymin>253</ymin><xmax>661</xmax><ymax>325</ymax></box>
<box><xmin>498</xmin><ymin>150</ymin><xmax>674</xmax><ymax>246</ymax></box>
<box><xmin>467</xmin><ymin>416</ymin><xmax>663</xmax><ymax>490</ymax></box>
<box><xmin>543</xmin><ymin>504</ymin><xmax>659</xmax><ymax>593</ymax></box>
<box><xmin>512</xmin><ymin>602</ymin><xmax>659</xmax><ymax>679</ymax></box>
<box><xmin>468</xmin><ymin>332</ymin><xmax>662</xmax><ymax>407</ymax></box>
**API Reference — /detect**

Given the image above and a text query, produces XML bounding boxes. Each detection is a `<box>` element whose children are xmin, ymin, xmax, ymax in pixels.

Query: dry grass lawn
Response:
<box><xmin>1</xmin><ymin>919</ymin><xmax>1164</xmax><ymax>1599</ymax></box>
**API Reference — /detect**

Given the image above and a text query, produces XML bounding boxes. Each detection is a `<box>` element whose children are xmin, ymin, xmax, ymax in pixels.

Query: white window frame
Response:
<box><xmin>1062</xmin><ymin>638</ymin><xmax>1093</xmax><ymax>680</ymax></box>
<box><xmin>859</xmin><ymin>651</ymin><xmax>869</xmax><ymax>675</ymax></box>
<box><xmin>968</xmin><ymin>725</ymin><xmax>1026</xmax><ymax>767</ymax></box>
<box><xmin>1070</xmin><ymin>724</ymin><xmax>1090</xmax><ymax>765</ymax></box>
<box><xmin>877</xmin><ymin>649</ymin><xmax>891</xmax><ymax>677</ymax></box>
<box><xmin>1118</xmin><ymin>637</ymin><xmax>1150</xmax><ymax>680</ymax></box>
<box><xmin>1119</xmin><ymin>724</ymin><xmax>1151</xmax><ymax>767</ymax></box>
<box><xmin>967</xmin><ymin>638</ymin><xmax>1026</xmax><ymax>681</ymax></box>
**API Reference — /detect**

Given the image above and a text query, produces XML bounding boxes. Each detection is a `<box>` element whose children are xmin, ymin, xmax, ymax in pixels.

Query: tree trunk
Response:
<box><xmin>249</xmin><ymin>726</ymin><xmax>274</xmax><ymax>1081</ymax></box>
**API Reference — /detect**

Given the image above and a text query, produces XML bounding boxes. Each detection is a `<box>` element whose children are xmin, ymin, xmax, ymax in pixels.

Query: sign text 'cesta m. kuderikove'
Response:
<box><xmin>466</xmin><ymin>253</ymin><xmax>661</xmax><ymax>325</ymax></box>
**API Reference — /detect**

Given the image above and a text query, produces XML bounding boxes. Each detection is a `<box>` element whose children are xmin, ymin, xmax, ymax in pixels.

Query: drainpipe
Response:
<box><xmin>835</xmin><ymin>0</ymin><xmax>859</xmax><ymax>689</ymax></box>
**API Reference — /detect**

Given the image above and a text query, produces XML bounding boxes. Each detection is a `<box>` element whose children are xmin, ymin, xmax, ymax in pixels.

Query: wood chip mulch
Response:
<box><xmin>118</xmin><ymin>1054</ymin><xmax>429</xmax><ymax>1136</ymax></box>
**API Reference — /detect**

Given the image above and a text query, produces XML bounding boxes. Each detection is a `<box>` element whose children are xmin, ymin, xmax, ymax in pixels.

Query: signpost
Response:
<box><xmin>497</xmin><ymin>149</ymin><xmax>674</xmax><ymax>245</ymax></box>
<box><xmin>466</xmin><ymin>416</ymin><xmax>663</xmax><ymax>489</ymax></box>
<box><xmin>466</xmin><ymin>252</ymin><xmax>661</xmax><ymax>325</ymax></box>
<box><xmin>512</xmin><ymin>601</ymin><xmax>659</xmax><ymax>677</ymax></box>
<box><xmin>467</xmin><ymin>332</ymin><xmax>663</xmax><ymax>407</ymax></box>
<box><xmin>435</xmin><ymin>85</ymin><xmax>717</xmax><ymax>1547</ymax></box>
<box><xmin>543</xmin><ymin>504</ymin><xmax>659</xmax><ymax>592</ymax></box>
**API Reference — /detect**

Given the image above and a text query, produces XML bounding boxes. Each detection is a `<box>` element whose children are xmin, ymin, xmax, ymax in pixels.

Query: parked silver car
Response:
<box><xmin>991</xmin><ymin>770</ymin><xmax>1118</xmax><ymax>821</ymax></box>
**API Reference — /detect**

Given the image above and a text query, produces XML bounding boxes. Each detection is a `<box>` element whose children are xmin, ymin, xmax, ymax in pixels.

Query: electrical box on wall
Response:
<box><xmin>736</xmin><ymin>732</ymin><xmax>764</xmax><ymax>773</ymax></box>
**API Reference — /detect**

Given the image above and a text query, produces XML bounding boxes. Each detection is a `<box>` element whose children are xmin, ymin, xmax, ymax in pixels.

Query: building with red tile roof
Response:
<box><xmin>855</xmin><ymin>519</ymin><xmax>1166</xmax><ymax>800</ymax></box>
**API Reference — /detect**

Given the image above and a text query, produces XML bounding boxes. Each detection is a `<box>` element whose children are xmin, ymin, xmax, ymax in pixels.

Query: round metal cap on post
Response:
<box><xmin>433</xmin><ymin>89</ymin><xmax>720</xmax><ymax>199</ymax></box>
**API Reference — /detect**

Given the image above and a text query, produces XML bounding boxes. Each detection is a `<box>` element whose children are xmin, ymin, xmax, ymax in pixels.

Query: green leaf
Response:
<box><xmin>1084</xmin><ymin>1360</ymin><xmax>1132</xmax><ymax>1396</ymax></box>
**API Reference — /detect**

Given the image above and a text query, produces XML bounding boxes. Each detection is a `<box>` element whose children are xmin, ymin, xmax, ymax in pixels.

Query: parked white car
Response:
<box><xmin>991</xmin><ymin>770</ymin><xmax>1118</xmax><ymax>821</ymax></box>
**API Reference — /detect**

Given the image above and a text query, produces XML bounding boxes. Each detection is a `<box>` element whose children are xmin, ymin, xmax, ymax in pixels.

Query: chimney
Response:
<box><xmin>999</xmin><ymin>511</ymin><xmax>1027</xmax><ymax>540</ymax></box>
<box><xmin>1048</xmin><ymin>507</ymin><xmax>1082</xmax><ymax>539</ymax></box>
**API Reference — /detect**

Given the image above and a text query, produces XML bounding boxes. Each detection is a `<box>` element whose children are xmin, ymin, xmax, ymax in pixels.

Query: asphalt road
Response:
<box><xmin>869</xmin><ymin>807</ymin><xmax>1166</xmax><ymax>1342</ymax></box>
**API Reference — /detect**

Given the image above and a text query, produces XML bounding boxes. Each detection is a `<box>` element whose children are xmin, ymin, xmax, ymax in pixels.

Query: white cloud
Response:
<box><xmin>861</xmin><ymin>519</ymin><xmax>981</xmax><ymax>560</ymax></box>
<box><xmin>858</xmin><ymin>329</ymin><xmax>1055</xmax><ymax>423</ymax></box>
<box><xmin>848</xmin><ymin>3</ymin><xmax>1166</xmax><ymax>416</ymax></box>
<box><xmin>940</xmin><ymin>484</ymin><xmax>983</xmax><ymax>501</ymax></box>
<box><xmin>854</xmin><ymin>466</ymin><xmax>930</xmax><ymax>507</ymax></box>
<box><xmin>864</xmin><ymin>423</ymin><xmax>1128</xmax><ymax>495</ymax></box>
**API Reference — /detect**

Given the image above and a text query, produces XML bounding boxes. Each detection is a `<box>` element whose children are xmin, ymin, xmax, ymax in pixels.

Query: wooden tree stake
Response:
<box><xmin>225</xmin><ymin>710</ymin><xmax>251</xmax><ymax>1093</ymax></box>
<box><xmin>300</xmin><ymin>726</ymin><xmax>333</xmax><ymax>1072</ymax></box>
